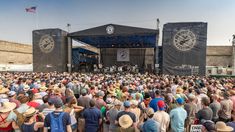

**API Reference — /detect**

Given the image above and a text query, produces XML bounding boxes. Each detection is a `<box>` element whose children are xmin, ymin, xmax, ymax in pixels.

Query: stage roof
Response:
<box><xmin>68</xmin><ymin>24</ymin><xmax>159</xmax><ymax>48</ymax></box>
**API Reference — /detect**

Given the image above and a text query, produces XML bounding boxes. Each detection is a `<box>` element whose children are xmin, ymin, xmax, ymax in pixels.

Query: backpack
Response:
<box><xmin>13</xmin><ymin>109</ymin><xmax>25</xmax><ymax>127</ymax></box>
<box><xmin>49</xmin><ymin>112</ymin><xmax>65</xmax><ymax>132</ymax></box>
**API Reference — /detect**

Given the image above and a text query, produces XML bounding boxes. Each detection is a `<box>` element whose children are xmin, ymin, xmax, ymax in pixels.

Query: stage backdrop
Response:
<box><xmin>33</xmin><ymin>29</ymin><xmax>68</xmax><ymax>72</ymax></box>
<box><xmin>162</xmin><ymin>22</ymin><xmax>207</xmax><ymax>76</ymax></box>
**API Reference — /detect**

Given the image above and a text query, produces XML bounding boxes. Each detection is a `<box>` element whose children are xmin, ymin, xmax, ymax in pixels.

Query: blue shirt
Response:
<box><xmin>141</xmin><ymin>118</ymin><xmax>160</xmax><ymax>132</ymax></box>
<box><xmin>170</xmin><ymin>107</ymin><xmax>187</xmax><ymax>132</ymax></box>
<box><xmin>149</xmin><ymin>97</ymin><xmax>163</xmax><ymax>112</ymax></box>
<box><xmin>83</xmin><ymin>107</ymin><xmax>101</xmax><ymax>132</ymax></box>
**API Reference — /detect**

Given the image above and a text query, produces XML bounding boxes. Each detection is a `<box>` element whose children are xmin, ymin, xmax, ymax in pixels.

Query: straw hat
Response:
<box><xmin>229</xmin><ymin>89</ymin><xmax>235</xmax><ymax>96</ymax></box>
<box><xmin>130</xmin><ymin>100</ymin><xmax>138</xmax><ymax>106</ymax></box>
<box><xmin>201</xmin><ymin>88</ymin><xmax>207</xmax><ymax>94</ymax></box>
<box><xmin>0</xmin><ymin>85</ymin><xmax>9</xmax><ymax>94</ymax></box>
<box><xmin>118</xmin><ymin>115</ymin><xmax>133</xmax><ymax>129</ymax></box>
<box><xmin>54</xmin><ymin>88</ymin><xmax>62</xmax><ymax>95</ymax></box>
<box><xmin>0</xmin><ymin>102</ymin><xmax>16</xmax><ymax>113</ymax></box>
<box><xmin>108</xmin><ymin>88</ymin><xmax>115</xmax><ymax>94</ymax></box>
<box><xmin>216</xmin><ymin>121</ymin><xmax>233</xmax><ymax>132</ymax></box>
<box><xmin>176</xmin><ymin>87</ymin><xmax>183</xmax><ymax>94</ymax></box>
<box><xmin>23</xmin><ymin>107</ymin><xmax>38</xmax><ymax>117</ymax></box>
<box><xmin>23</xmin><ymin>85</ymin><xmax>30</xmax><ymax>91</ymax></box>
<box><xmin>40</xmin><ymin>86</ymin><xmax>47</xmax><ymax>92</ymax></box>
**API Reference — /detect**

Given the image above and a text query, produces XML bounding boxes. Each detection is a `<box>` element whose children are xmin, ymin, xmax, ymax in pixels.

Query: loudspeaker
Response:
<box><xmin>33</xmin><ymin>29</ymin><xmax>68</xmax><ymax>72</ymax></box>
<box><xmin>162</xmin><ymin>22</ymin><xmax>207</xmax><ymax>76</ymax></box>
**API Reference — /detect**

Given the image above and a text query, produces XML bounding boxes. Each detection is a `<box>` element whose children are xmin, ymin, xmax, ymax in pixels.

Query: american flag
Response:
<box><xmin>25</xmin><ymin>6</ymin><xmax>36</xmax><ymax>13</ymax></box>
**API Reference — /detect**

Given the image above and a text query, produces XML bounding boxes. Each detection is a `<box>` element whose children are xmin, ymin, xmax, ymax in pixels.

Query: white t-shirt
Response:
<box><xmin>153</xmin><ymin>111</ymin><xmax>170</xmax><ymax>132</ymax></box>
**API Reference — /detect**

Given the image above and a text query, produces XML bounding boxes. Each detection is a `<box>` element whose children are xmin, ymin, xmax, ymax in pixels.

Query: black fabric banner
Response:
<box><xmin>33</xmin><ymin>29</ymin><xmax>68</xmax><ymax>72</ymax></box>
<box><xmin>162</xmin><ymin>22</ymin><xmax>207</xmax><ymax>76</ymax></box>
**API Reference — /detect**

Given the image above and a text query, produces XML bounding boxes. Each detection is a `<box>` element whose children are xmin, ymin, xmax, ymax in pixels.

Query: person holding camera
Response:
<box><xmin>21</xmin><ymin>107</ymin><xmax>44</xmax><ymax>132</ymax></box>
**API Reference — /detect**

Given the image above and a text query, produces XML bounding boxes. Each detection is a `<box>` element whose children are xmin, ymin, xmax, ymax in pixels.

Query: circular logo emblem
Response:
<box><xmin>39</xmin><ymin>35</ymin><xmax>55</xmax><ymax>53</ymax></box>
<box><xmin>120</xmin><ymin>50</ymin><xmax>127</xmax><ymax>59</ymax></box>
<box><xmin>173</xmin><ymin>29</ymin><xmax>196</xmax><ymax>51</ymax></box>
<box><xmin>106</xmin><ymin>25</ymin><xmax>114</xmax><ymax>34</ymax></box>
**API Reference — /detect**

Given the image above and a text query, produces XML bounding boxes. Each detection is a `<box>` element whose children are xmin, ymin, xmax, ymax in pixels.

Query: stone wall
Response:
<box><xmin>0</xmin><ymin>40</ymin><xmax>32</xmax><ymax>64</ymax></box>
<box><xmin>206</xmin><ymin>46</ymin><xmax>233</xmax><ymax>67</ymax></box>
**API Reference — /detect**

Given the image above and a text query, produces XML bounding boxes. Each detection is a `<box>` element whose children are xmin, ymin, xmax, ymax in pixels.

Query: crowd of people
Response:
<box><xmin>0</xmin><ymin>72</ymin><xmax>234</xmax><ymax>132</ymax></box>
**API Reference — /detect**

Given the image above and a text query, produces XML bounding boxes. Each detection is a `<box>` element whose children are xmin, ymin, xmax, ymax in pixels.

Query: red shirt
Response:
<box><xmin>27</xmin><ymin>101</ymin><xmax>40</xmax><ymax>108</ymax></box>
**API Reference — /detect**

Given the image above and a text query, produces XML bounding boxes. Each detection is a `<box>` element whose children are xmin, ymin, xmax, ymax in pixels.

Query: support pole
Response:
<box><xmin>232</xmin><ymin>35</ymin><xmax>235</xmax><ymax>75</ymax></box>
<box><xmin>68</xmin><ymin>37</ymin><xmax>72</xmax><ymax>73</ymax></box>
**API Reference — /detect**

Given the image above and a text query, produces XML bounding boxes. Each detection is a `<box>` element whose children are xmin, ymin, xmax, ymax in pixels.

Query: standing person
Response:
<box><xmin>116</xmin><ymin>101</ymin><xmax>137</xmax><ymax>128</ymax></box>
<box><xmin>227</xmin><ymin>111</ymin><xmax>235</xmax><ymax>130</ymax></box>
<box><xmin>42</xmin><ymin>97</ymin><xmax>56</xmax><ymax>116</ymax></box>
<box><xmin>209</xmin><ymin>94</ymin><xmax>221</xmax><ymax>122</ymax></box>
<box><xmin>8</xmin><ymin>91</ymin><xmax>20</xmax><ymax>108</ymax></box>
<box><xmin>7</xmin><ymin>95</ymin><xmax>30</xmax><ymax>132</ymax></box>
<box><xmin>196</xmin><ymin>97</ymin><xmax>213</xmax><ymax>123</ymax></box>
<box><xmin>95</xmin><ymin>91</ymin><xmax>106</xmax><ymax>109</ymax></box>
<box><xmin>0</xmin><ymin>102</ymin><xmax>16</xmax><ymax>132</ymax></box>
<box><xmin>140</xmin><ymin>107</ymin><xmax>160</xmax><ymax>132</ymax></box>
<box><xmin>219</xmin><ymin>92</ymin><xmax>233</xmax><ymax>122</ymax></box>
<box><xmin>64</xmin><ymin>96</ymin><xmax>84</xmax><ymax>132</ymax></box>
<box><xmin>83</xmin><ymin>99</ymin><xmax>102</xmax><ymax>132</ymax></box>
<box><xmin>37</xmin><ymin>95</ymin><xmax>49</xmax><ymax>112</ymax></box>
<box><xmin>153</xmin><ymin>100</ymin><xmax>170</xmax><ymax>132</ymax></box>
<box><xmin>77</xmin><ymin>88</ymin><xmax>91</xmax><ymax>132</ymax></box>
<box><xmin>229</xmin><ymin>89</ymin><xmax>235</xmax><ymax>112</ymax></box>
<box><xmin>130</xmin><ymin>100</ymin><xmax>141</xmax><ymax>124</ymax></box>
<box><xmin>21</xmin><ymin>107</ymin><xmax>44</xmax><ymax>132</ymax></box>
<box><xmin>149</xmin><ymin>90</ymin><xmax>163</xmax><ymax>112</ymax></box>
<box><xmin>44</xmin><ymin>97</ymin><xmax>72</xmax><ymax>132</ymax></box>
<box><xmin>170</xmin><ymin>98</ymin><xmax>187</xmax><ymax>132</ymax></box>
<box><xmin>184</xmin><ymin>94</ymin><xmax>197</xmax><ymax>131</ymax></box>
<box><xmin>108</xmin><ymin>100</ymin><xmax>122</xmax><ymax>132</ymax></box>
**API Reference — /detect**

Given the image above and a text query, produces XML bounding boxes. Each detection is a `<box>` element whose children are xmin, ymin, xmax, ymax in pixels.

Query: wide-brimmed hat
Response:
<box><xmin>176</xmin><ymin>87</ymin><xmax>183</xmax><ymax>94</ymax></box>
<box><xmin>229</xmin><ymin>89</ymin><xmax>235</xmax><ymax>95</ymax></box>
<box><xmin>40</xmin><ymin>86</ymin><xmax>47</xmax><ymax>92</ymax></box>
<box><xmin>119</xmin><ymin>115</ymin><xmax>133</xmax><ymax>129</ymax></box>
<box><xmin>216</xmin><ymin>84</ymin><xmax>224</xmax><ymax>90</ymax></box>
<box><xmin>113</xmin><ymin>100</ymin><xmax>122</xmax><ymax>106</ymax></box>
<box><xmin>23</xmin><ymin>107</ymin><xmax>38</xmax><ymax>117</ymax></box>
<box><xmin>216</xmin><ymin>121</ymin><xmax>233</xmax><ymax>132</ymax></box>
<box><xmin>201</xmin><ymin>88</ymin><xmax>207</xmax><ymax>94</ymax></box>
<box><xmin>0</xmin><ymin>85</ymin><xmax>9</xmax><ymax>94</ymax></box>
<box><xmin>54</xmin><ymin>88</ymin><xmax>62</xmax><ymax>95</ymax></box>
<box><xmin>130</xmin><ymin>100</ymin><xmax>138</xmax><ymax>106</ymax></box>
<box><xmin>8</xmin><ymin>91</ymin><xmax>16</xmax><ymax>97</ymax></box>
<box><xmin>0</xmin><ymin>102</ymin><xmax>16</xmax><ymax>113</ymax></box>
<box><xmin>108</xmin><ymin>88</ymin><xmax>115</xmax><ymax>94</ymax></box>
<box><xmin>23</xmin><ymin>85</ymin><xmax>30</xmax><ymax>91</ymax></box>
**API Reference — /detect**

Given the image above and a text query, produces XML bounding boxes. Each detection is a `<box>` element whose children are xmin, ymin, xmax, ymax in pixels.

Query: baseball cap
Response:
<box><xmin>157</xmin><ymin>100</ymin><xmax>165</xmax><ymax>111</ymax></box>
<box><xmin>123</xmin><ymin>101</ymin><xmax>131</xmax><ymax>107</ymax></box>
<box><xmin>145</xmin><ymin>107</ymin><xmax>154</xmax><ymax>116</ymax></box>
<box><xmin>51</xmin><ymin>97</ymin><xmax>63</xmax><ymax>108</ymax></box>
<box><xmin>176</xmin><ymin>97</ymin><xmax>184</xmax><ymax>105</ymax></box>
<box><xmin>81</xmin><ymin>89</ymin><xmax>87</xmax><ymax>94</ymax></box>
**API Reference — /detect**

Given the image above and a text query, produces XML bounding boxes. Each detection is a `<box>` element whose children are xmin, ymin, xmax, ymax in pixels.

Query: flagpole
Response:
<box><xmin>35</xmin><ymin>6</ymin><xmax>38</xmax><ymax>29</ymax></box>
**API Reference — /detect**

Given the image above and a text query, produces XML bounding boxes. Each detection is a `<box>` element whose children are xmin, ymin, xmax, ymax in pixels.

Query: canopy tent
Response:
<box><xmin>68</xmin><ymin>24</ymin><xmax>158</xmax><ymax>48</ymax></box>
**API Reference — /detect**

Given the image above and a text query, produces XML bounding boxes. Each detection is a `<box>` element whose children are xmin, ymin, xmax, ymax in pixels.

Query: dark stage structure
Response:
<box><xmin>32</xmin><ymin>22</ymin><xmax>207</xmax><ymax>75</ymax></box>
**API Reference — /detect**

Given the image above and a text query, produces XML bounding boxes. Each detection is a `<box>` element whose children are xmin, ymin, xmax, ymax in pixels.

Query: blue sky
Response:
<box><xmin>0</xmin><ymin>0</ymin><xmax>235</xmax><ymax>45</ymax></box>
